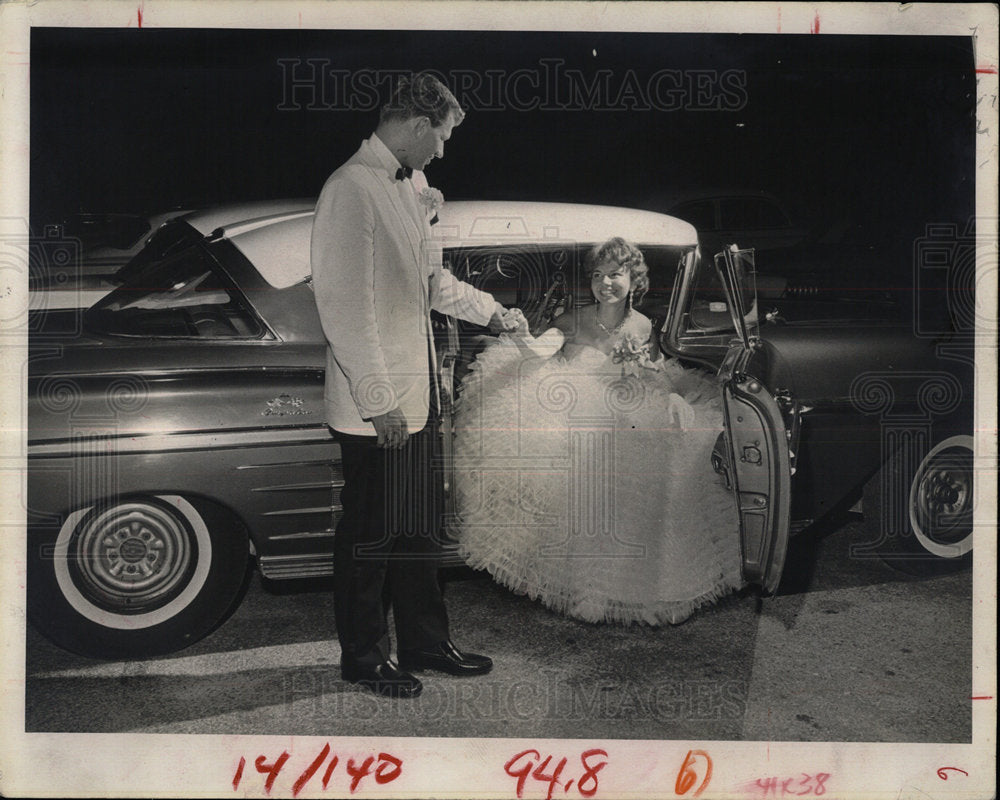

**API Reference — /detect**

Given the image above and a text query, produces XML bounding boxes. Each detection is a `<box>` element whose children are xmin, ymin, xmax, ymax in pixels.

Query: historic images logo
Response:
<box><xmin>277</xmin><ymin>60</ymin><xmax>748</xmax><ymax>113</ymax></box>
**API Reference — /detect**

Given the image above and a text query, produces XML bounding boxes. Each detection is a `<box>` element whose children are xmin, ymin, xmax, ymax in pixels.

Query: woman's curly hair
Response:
<box><xmin>585</xmin><ymin>237</ymin><xmax>649</xmax><ymax>304</ymax></box>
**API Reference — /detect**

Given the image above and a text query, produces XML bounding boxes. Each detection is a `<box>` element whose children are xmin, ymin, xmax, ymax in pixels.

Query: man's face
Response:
<box><xmin>403</xmin><ymin>112</ymin><xmax>458</xmax><ymax>170</ymax></box>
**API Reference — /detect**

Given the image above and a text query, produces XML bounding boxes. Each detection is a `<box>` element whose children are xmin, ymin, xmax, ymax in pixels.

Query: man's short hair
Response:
<box><xmin>380</xmin><ymin>71</ymin><xmax>465</xmax><ymax>128</ymax></box>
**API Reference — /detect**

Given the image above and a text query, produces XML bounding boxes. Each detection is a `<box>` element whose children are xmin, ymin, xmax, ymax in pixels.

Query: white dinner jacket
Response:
<box><xmin>310</xmin><ymin>138</ymin><xmax>497</xmax><ymax>435</ymax></box>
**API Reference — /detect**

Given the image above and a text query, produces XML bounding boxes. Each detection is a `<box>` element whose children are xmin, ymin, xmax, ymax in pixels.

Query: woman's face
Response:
<box><xmin>590</xmin><ymin>260</ymin><xmax>631</xmax><ymax>305</ymax></box>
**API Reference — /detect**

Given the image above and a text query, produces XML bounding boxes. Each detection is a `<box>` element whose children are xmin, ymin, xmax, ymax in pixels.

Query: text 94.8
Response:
<box><xmin>504</xmin><ymin>749</ymin><xmax>608</xmax><ymax>800</ymax></box>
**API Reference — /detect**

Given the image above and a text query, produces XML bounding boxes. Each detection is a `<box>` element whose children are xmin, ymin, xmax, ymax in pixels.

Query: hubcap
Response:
<box><xmin>909</xmin><ymin>437</ymin><xmax>974</xmax><ymax>557</ymax></box>
<box><xmin>70</xmin><ymin>501</ymin><xmax>196</xmax><ymax>613</ymax></box>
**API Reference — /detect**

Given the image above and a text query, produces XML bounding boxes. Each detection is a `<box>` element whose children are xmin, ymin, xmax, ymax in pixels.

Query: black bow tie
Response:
<box><xmin>395</xmin><ymin>166</ymin><xmax>413</xmax><ymax>181</ymax></box>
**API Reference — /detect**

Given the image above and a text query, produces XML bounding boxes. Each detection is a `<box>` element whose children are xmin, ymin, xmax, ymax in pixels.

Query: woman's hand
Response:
<box><xmin>503</xmin><ymin>307</ymin><xmax>531</xmax><ymax>336</ymax></box>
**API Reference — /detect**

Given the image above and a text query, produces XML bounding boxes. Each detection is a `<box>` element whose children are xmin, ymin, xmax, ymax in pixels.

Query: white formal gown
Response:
<box><xmin>450</xmin><ymin>332</ymin><xmax>744</xmax><ymax>625</ymax></box>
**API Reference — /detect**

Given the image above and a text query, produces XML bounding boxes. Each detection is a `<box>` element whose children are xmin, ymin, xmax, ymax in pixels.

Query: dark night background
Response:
<box><xmin>30</xmin><ymin>28</ymin><xmax>976</xmax><ymax>276</ymax></box>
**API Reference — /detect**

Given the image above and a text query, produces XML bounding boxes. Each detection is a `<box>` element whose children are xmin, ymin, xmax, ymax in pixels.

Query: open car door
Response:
<box><xmin>714</xmin><ymin>246</ymin><xmax>792</xmax><ymax>595</ymax></box>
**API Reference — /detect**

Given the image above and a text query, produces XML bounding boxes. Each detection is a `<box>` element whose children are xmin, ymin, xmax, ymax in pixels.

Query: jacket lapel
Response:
<box><xmin>352</xmin><ymin>141</ymin><xmax>426</xmax><ymax>281</ymax></box>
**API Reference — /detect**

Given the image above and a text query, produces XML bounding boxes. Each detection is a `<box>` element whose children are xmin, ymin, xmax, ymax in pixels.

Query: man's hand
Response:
<box><xmin>371</xmin><ymin>407</ymin><xmax>409</xmax><ymax>449</ymax></box>
<box><xmin>488</xmin><ymin>303</ymin><xmax>524</xmax><ymax>334</ymax></box>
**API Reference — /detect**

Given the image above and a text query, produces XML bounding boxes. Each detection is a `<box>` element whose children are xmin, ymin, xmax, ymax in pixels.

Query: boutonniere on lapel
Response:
<box><xmin>417</xmin><ymin>187</ymin><xmax>444</xmax><ymax>226</ymax></box>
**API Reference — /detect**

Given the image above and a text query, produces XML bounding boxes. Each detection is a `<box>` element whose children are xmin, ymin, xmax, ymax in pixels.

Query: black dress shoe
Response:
<box><xmin>397</xmin><ymin>640</ymin><xmax>493</xmax><ymax>676</ymax></box>
<box><xmin>341</xmin><ymin>659</ymin><xmax>423</xmax><ymax>698</ymax></box>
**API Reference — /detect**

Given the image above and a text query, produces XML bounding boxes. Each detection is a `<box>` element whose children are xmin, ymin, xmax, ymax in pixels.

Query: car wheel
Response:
<box><xmin>28</xmin><ymin>495</ymin><xmax>250</xmax><ymax>659</ymax></box>
<box><xmin>863</xmin><ymin>435</ymin><xmax>974</xmax><ymax>575</ymax></box>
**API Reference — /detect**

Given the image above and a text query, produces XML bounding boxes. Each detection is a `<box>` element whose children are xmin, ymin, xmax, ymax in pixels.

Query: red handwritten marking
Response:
<box><xmin>777</xmin><ymin>7</ymin><xmax>782</xmax><ymax>33</ymax></box>
<box><xmin>292</xmin><ymin>743</ymin><xmax>330</xmax><ymax>797</ymax></box>
<box><xmin>676</xmin><ymin>750</ymin><xmax>713</xmax><ymax>797</ymax></box>
<box><xmin>505</xmin><ymin>749</ymin><xmax>541</xmax><ymax>798</ymax></box>
<box><xmin>975</xmin><ymin>67</ymin><xmax>998</xmax><ymax>75</ymax></box>
<box><xmin>937</xmin><ymin>767</ymin><xmax>969</xmax><ymax>780</ymax></box>
<box><xmin>374</xmin><ymin>753</ymin><xmax>403</xmax><ymax>785</ymax></box>
<box><xmin>969</xmin><ymin>695</ymin><xmax>993</xmax><ymax>699</ymax></box>
<box><xmin>322</xmin><ymin>755</ymin><xmax>339</xmax><ymax>789</ymax></box>
<box><xmin>746</xmin><ymin>773</ymin><xmax>830</xmax><ymax>797</ymax></box>
<box><xmin>810</xmin><ymin>12</ymin><xmax>820</xmax><ymax>34</ymax></box>
<box><xmin>504</xmin><ymin>749</ymin><xmax>607</xmax><ymax>799</ymax></box>
<box><xmin>577</xmin><ymin>750</ymin><xmax>608</xmax><ymax>798</ymax></box>
<box><xmin>234</xmin><ymin>749</ymin><xmax>399</xmax><ymax>794</ymax></box>
<box><xmin>533</xmin><ymin>755</ymin><xmax>569</xmax><ymax>800</ymax></box>
<box><xmin>346</xmin><ymin>756</ymin><xmax>375</xmax><ymax>794</ymax></box>
<box><xmin>232</xmin><ymin>757</ymin><xmax>246</xmax><ymax>790</ymax></box>
<box><xmin>137</xmin><ymin>5</ymin><xmax>143</xmax><ymax>28</ymax></box>
<box><xmin>255</xmin><ymin>751</ymin><xmax>291</xmax><ymax>795</ymax></box>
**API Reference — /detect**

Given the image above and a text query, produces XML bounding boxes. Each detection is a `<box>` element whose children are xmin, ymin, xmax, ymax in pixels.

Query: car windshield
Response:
<box><xmin>85</xmin><ymin>241</ymin><xmax>265</xmax><ymax>338</ymax></box>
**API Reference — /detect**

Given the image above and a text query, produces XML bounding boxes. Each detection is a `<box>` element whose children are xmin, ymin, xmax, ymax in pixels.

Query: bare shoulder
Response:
<box><xmin>627</xmin><ymin>310</ymin><xmax>653</xmax><ymax>336</ymax></box>
<box><xmin>552</xmin><ymin>307</ymin><xmax>582</xmax><ymax>335</ymax></box>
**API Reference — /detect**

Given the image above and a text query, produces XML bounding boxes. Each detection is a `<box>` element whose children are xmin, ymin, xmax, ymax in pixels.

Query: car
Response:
<box><xmin>28</xmin><ymin>200</ymin><xmax>316</xmax><ymax>312</ymax></box>
<box><xmin>26</xmin><ymin>200</ymin><xmax>975</xmax><ymax>658</ymax></box>
<box><xmin>663</xmin><ymin>189</ymin><xmax>811</xmax><ymax>261</ymax></box>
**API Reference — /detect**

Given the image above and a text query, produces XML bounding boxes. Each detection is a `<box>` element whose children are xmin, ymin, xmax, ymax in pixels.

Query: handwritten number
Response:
<box><xmin>675</xmin><ymin>750</ymin><xmax>712</xmax><ymax>798</ymax></box>
<box><xmin>375</xmin><ymin>753</ymin><xmax>403</xmax><ymax>784</ymax></box>
<box><xmin>504</xmin><ymin>750</ymin><xmax>541</xmax><ymax>799</ymax></box>
<box><xmin>814</xmin><ymin>773</ymin><xmax>830</xmax><ymax>795</ymax></box>
<box><xmin>322</xmin><ymin>755</ymin><xmax>340</xmax><ymax>789</ymax></box>
<box><xmin>254</xmin><ymin>752</ymin><xmax>290</xmax><ymax>795</ymax></box>
<box><xmin>232</xmin><ymin>757</ymin><xmax>246</xmax><ymax>791</ymax></box>
<box><xmin>577</xmin><ymin>749</ymin><xmax>608</xmax><ymax>798</ymax></box>
<box><xmin>346</xmin><ymin>756</ymin><xmax>375</xmax><ymax>794</ymax></box>
<box><xmin>532</xmin><ymin>755</ymin><xmax>568</xmax><ymax>800</ymax></box>
<box><xmin>937</xmin><ymin>767</ymin><xmax>969</xmax><ymax>781</ymax></box>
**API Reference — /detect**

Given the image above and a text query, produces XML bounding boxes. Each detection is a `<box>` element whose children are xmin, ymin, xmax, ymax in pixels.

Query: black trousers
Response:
<box><xmin>333</xmin><ymin>418</ymin><xmax>450</xmax><ymax>667</ymax></box>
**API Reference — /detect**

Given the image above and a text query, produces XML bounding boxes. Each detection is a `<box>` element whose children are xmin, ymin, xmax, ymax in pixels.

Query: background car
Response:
<box><xmin>26</xmin><ymin>200</ymin><xmax>974</xmax><ymax>658</ymax></box>
<box><xmin>663</xmin><ymin>189</ymin><xmax>810</xmax><ymax>257</ymax></box>
<box><xmin>27</xmin><ymin>200</ymin><xmax>316</xmax><ymax>313</ymax></box>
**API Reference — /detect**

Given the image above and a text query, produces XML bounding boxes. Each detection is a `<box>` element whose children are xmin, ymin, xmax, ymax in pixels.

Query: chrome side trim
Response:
<box><xmin>28</xmin><ymin>425</ymin><xmax>335</xmax><ymax>459</ymax></box>
<box><xmin>260</xmin><ymin>505</ymin><xmax>342</xmax><ymax>517</ymax></box>
<box><xmin>237</xmin><ymin>459</ymin><xmax>338</xmax><ymax>470</ymax></box>
<box><xmin>251</xmin><ymin>481</ymin><xmax>345</xmax><ymax>493</ymax></box>
<box><xmin>258</xmin><ymin>553</ymin><xmax>334</xmax><ymax>580</ymax></box>
<box><xmin>268</xmin><ymin>529</ymin><xmax>336</xmax><ymax>541</ymax></box>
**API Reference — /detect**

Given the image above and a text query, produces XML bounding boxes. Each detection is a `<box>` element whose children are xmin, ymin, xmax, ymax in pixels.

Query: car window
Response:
<box><xmin>85</xmin><ymin>241</ymin><xmax>266</xmax><ymax>339</ymax></box>
<box><xmin>682</xmin><ymin>248</ymin><xmax>758</xmax><ymax>336</ymax></box>
<box><xmin>114</xmin><ymin>220</ymin><xmax>203</xmax><ymax>285</ymax></box>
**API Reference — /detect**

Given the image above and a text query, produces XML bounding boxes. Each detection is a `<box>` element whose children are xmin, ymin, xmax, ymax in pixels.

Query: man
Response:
<box><xmin>310</xmin><ymin>72</ymin><xmax>515</xmax><ymax>698</ymax></box>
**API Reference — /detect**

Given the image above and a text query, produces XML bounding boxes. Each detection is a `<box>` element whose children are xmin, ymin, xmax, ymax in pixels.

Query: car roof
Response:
<box><xmin>182</xmin><ymin>198</ymin><xmax>316</xmax><ymax>236</ymax></box>
<box><xmin>217</xmin><ymin>200</ymin><xmax>697</xmax><ymax>290</ymax></box>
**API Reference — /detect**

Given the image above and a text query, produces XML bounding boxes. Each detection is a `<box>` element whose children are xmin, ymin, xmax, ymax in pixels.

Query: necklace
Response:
<box><xmin>595</xmin><ymin>307</ymin><xmax>630</xmax><ymax>336</ymax></box>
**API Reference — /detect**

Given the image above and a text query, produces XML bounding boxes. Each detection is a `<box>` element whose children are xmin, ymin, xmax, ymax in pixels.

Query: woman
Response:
<box><xmin>451</xmin><ymin>237</ymin><xmax>743</xmax><ymax>625</ymax></box>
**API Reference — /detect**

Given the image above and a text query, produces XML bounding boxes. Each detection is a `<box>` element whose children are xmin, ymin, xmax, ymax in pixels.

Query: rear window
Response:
<box><xmin>113</xmin><ymin>219</ymin><xmax>203</xmax><ymax>285</ymax></box>
<box><xmin>85</xmin><ymin>242</ymin><xmax>266</xmax><ymax>339</ymax></box>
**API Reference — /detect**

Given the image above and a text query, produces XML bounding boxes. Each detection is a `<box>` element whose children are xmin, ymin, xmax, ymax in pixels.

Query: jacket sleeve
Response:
<box><xmin>411</xmin><ymin>170</ymin><xmax>499</xmax><ymax>327</ymax></box>
<box><xmin>429</xmin><ymin>264</ymin><xmax>499</xmax><ymax>327</ymax></box>
<box><xmin>310</xmin><ymin>175</ymin><xmax>397</xmax><ymax>419</ymax></box>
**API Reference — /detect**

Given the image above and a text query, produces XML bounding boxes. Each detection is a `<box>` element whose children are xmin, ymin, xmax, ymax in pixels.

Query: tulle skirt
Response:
<box><xmin>450</xmin><ymin>337</ymin><xmax>744</xmax><ymax>625</ymax></box>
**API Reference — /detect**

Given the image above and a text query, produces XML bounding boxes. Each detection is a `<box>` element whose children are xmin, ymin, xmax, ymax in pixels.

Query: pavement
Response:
<box><xmin>25</xmin><ymin>512</ymin><xmax>974</xmax><ymax>742</ymax></box>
